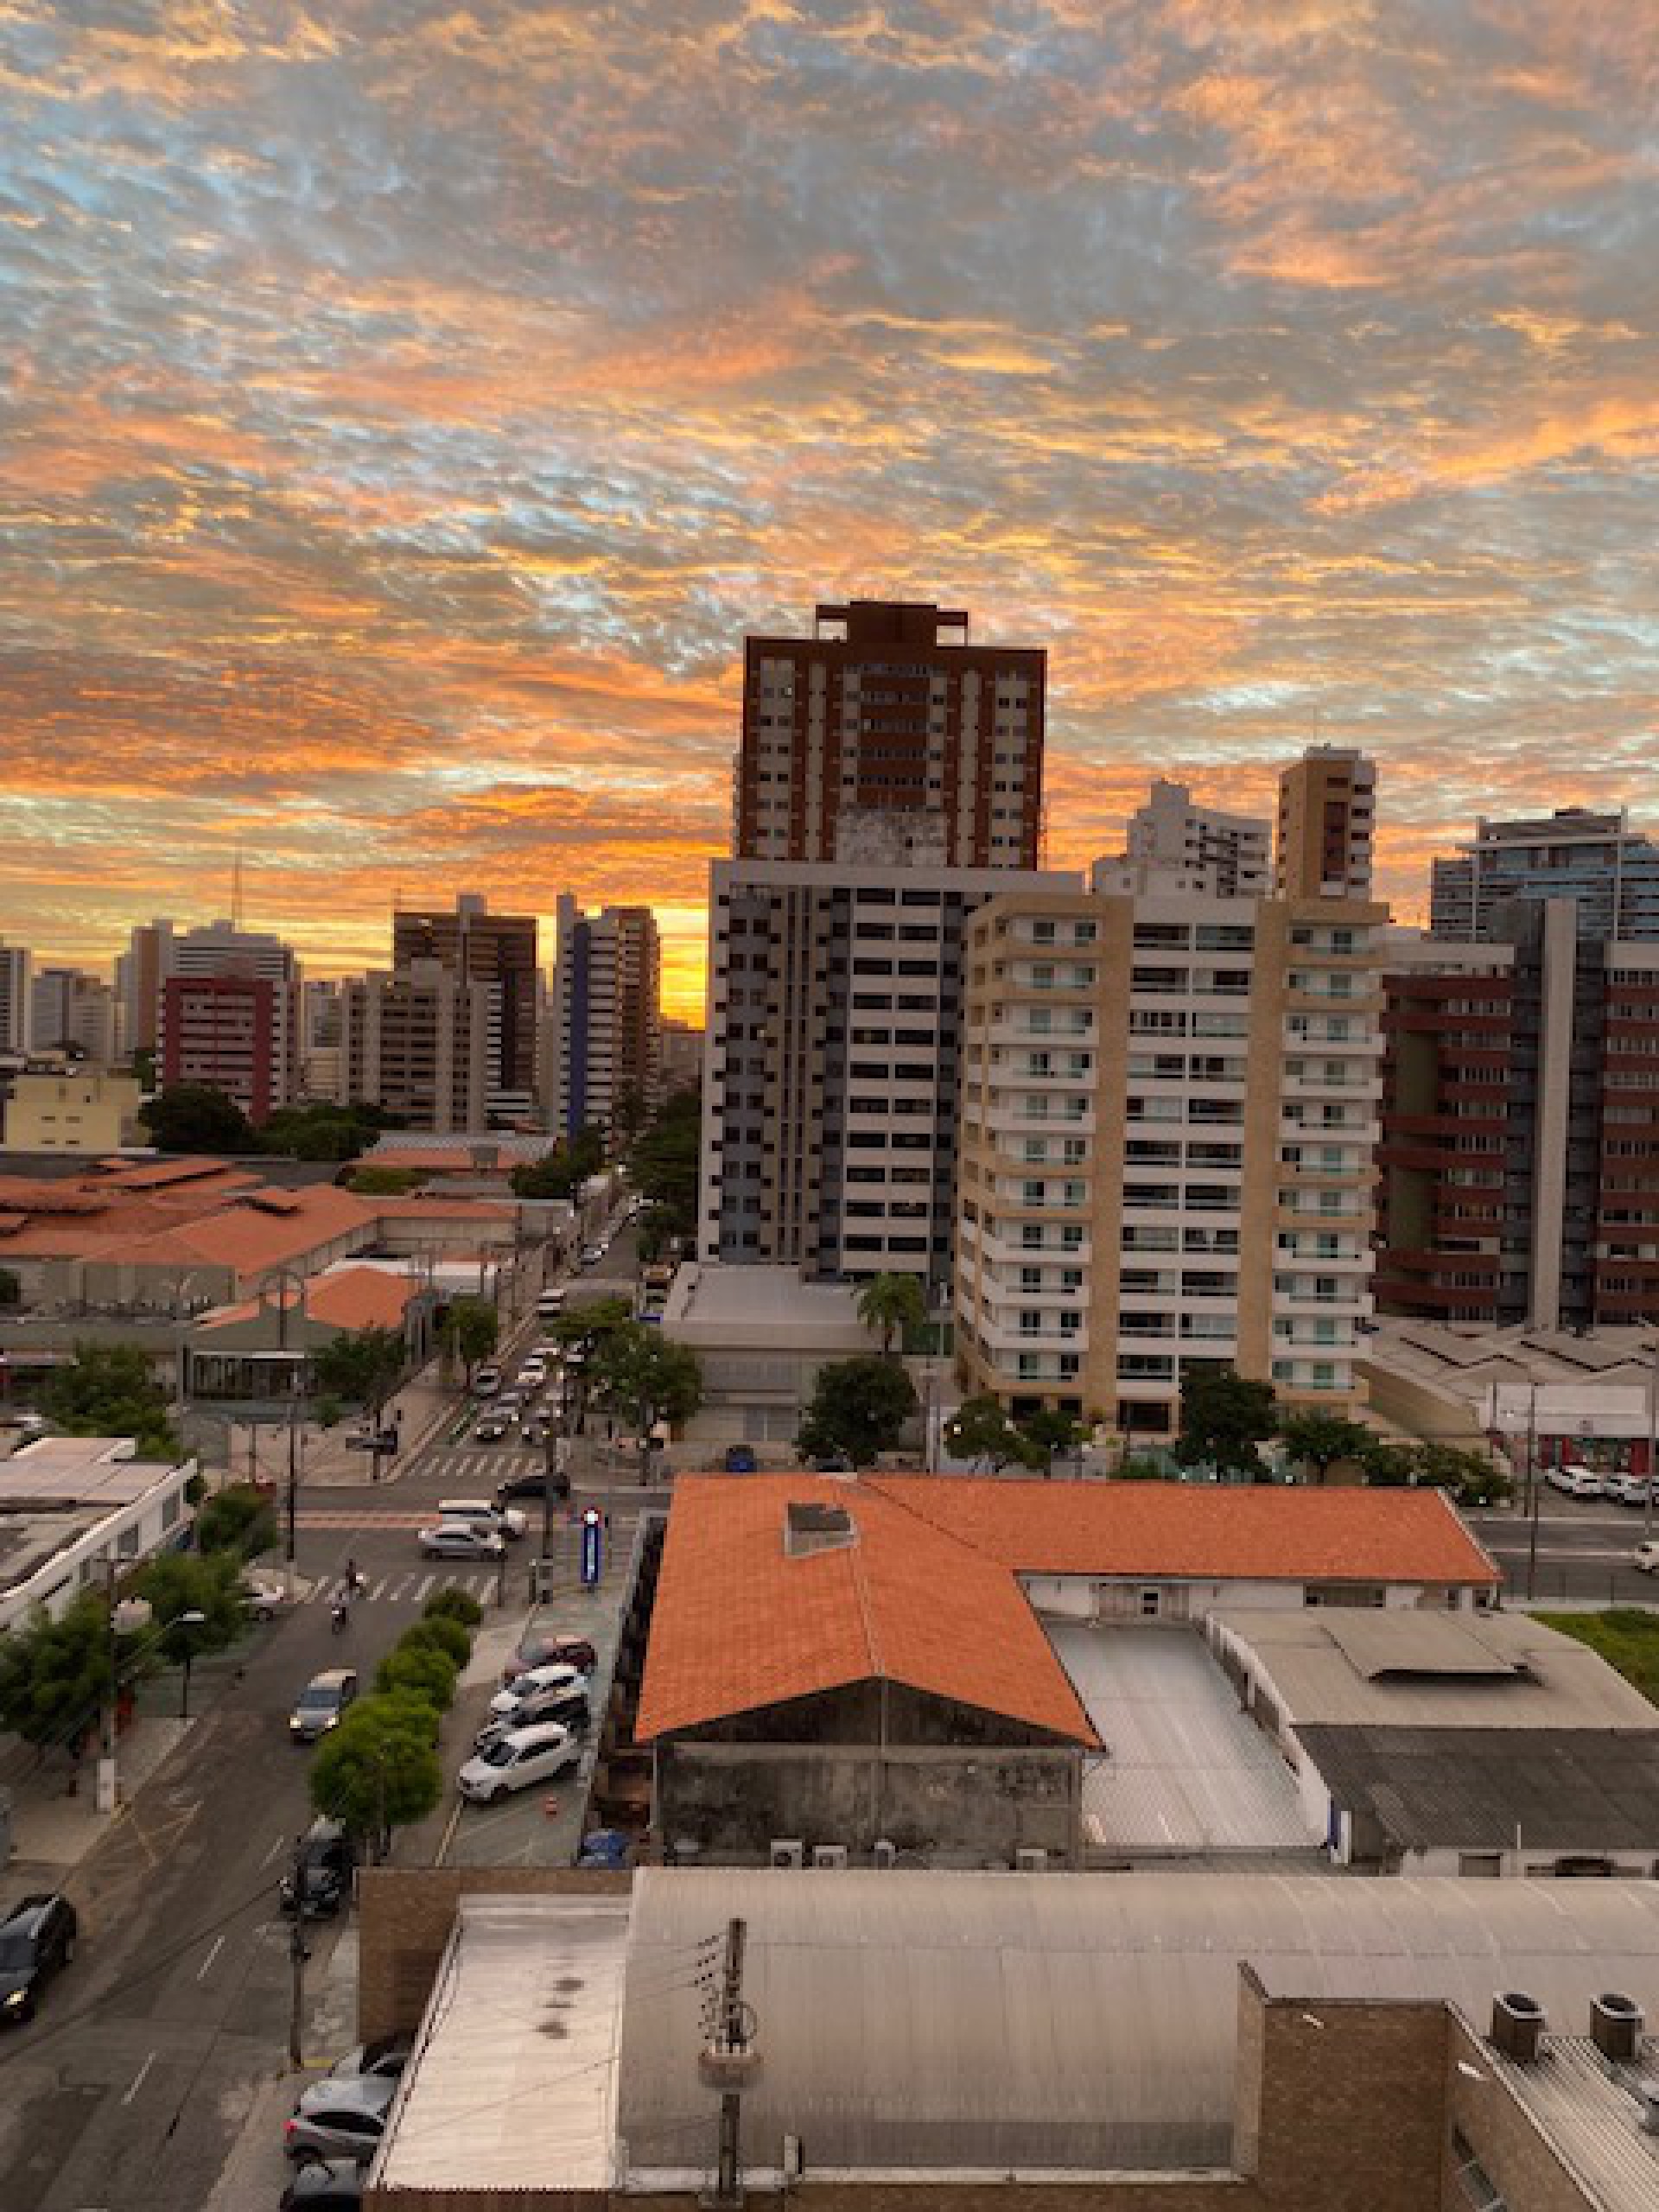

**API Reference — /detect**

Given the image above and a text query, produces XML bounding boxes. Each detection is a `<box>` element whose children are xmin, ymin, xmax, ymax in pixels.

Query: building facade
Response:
<box><xmin>29</xmin><ymin>967</ymin><xmax>117</xmax><ymax>1065</ymax></box>
<box><xmin>734</xmin><ymin>599</ymin><xmax>1046</xmax><ymax>870</ymax></box>
<box><xmin>337</xmin><ymin>963</ymin><xmax>496</xmax><ymax>1134</ymax></box>
<box><xmin>1431</xmin><ymin>805</ymin><xmax>1659</xmax><ymax>942</ymax></box>
<box><xmin>1116</xmin><ymin>778</ymin><xmax>1271</xmax><ymax>898</ymax></box>
<box><xmin>392</xmin><ymin>893</ymin><xmax>538</xmax><ymax>1111</ymax></box>
<box><xmin>955</xmin><ymin>885</ymin><xmax>1385</xmax><ymax>1433</ymax></box>
<box><xmin>0</xmin><ymin>941</ymin><xmax>30</xmax><ymax>1052</ymax></box>
<box><xmin>2</xmin><ymin>1069</ymin><xmax>144</xmax><ymax>1153</ymax></box>
<box><xmin>1274</xmin><ymin>747</ymin><xmax>1376</xmax><ymax>900</ymax></box>
<box><xmin>545</xmin><ymin>896</ymin><xmax>661</xmax><ymax>1141</ymax></box>
<box><xmin>701</xmin><ymin>855</ymin><xmax>1079</xmax><ymax>1285</ymax></box>
<box><xmin>160</xmin><ymin>972</ymin><xmax>298</xmax><ymax>1122</ymax></box>
<box><xmin>114</xmin><ymin>918</ymin><xmax>175</xmax><ymax>1058</ymax></box>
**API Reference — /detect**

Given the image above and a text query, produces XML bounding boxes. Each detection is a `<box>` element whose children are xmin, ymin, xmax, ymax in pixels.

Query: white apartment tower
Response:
<box><xmin>546</xmin><ymin>896</ymin><xmax>662</xmax><ymax>1141</ymax></box>
<box><xmin>955</xmin><ymin>881</ymin><xmax>1385</xmax><ymax>1436</ymax></box>
<box><xmin>1103</xmin><ymin>779</ymin><xmax>1272</xmax><ymax>899</ymax></box>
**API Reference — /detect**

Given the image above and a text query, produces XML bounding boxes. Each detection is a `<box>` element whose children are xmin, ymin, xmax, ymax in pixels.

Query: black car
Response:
<box><xmin>0</xmin><ymin>1892</ymin><xmax>78</xmax><ymax>2024</ymax></box>
<box><xmin>497</xmin><ymin>1469</ymin><xmax>571</xmax><ymax>1505</ymax></box>
<box><xmin>280</xmin><ymin>1820</ymin><xmax>358</xmax><ymax>1920</ymax></box>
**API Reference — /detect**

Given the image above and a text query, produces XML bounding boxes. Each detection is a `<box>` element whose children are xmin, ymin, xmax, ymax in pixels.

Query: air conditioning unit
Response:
<box><xmin>1491</xmin><ymin>1991</ymin><xmax>1547</xmax><ymax>2063</ymax></box>
<box><xmin>769</xmin><ymin>1839</ymin><xmax>805</xmax><ymax>1870</ymax></box>
<box><xmin>1592</xmin><ymin>1993</ymin><xmax>1645</xmax><ymax>2064</ymax></box>
<box><xmin>1635</xmin><ymin>2079</ymin><xmax>1659</xmax><ymax>2137</ymax></box>
<box><xmin>1014</xmin><ymin>1847</ymin><xmax>1048</xmax><ymax>1873</ymax></box>
<box><xmin>872</xmin><ymin>1839</ymin><xmax>898</xmax><ymax>1870</ymax></box>
<box><xmin>811</xmin><ymin>1844</ymin><xmax>849</xmax><ymax>1871</ymax></box>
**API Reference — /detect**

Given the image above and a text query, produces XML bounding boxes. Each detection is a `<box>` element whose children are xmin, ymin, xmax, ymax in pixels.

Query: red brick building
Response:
<box><xmin>734</xmin><ymin>599</ymin><xmax>1046</xmax><ymax>868</ymax></box>
<box><xmin>159</xmin><ymin>973</ymin><xmax>295</xmax><ymax>1124</ymax></box>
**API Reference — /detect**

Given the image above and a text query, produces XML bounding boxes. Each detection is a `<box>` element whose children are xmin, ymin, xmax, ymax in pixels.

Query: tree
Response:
<box><xmin>309</xmin><ymin>1695</ymin><xmax>442</xmax><ymax>1858</ymax></box>
<box><xmin>43</xmin><ymin>1343</ymin><xmax>178</xmax><ymax>1460</ymax></box>
<box><xmin>512</xmin><ymin>1147</ymin><xmax>582</xmax><ymax>1201</ymax></box>
<box><xmin>591</xmin><ymin>1323</ymin><xmax>702</xmax><ymax>1478</ymax></box>
<box><xmin>855</xmin><ymin>1273</ymin><xmax>927</xmax><ymax>1358</ymax></box>
<box><xmin>798</xmin><ymin>1356</ymin><xmax>918</xmax><ymax>1469</ymax></box>
<box><xmin>0</xmin><ymin>1596</ymin><xmax>111</xmax><ymax>1762</ymax></box>
<box><xmin>1359</xmin><ymin>1440</ymin><xmax>1418</xmax><ymax>1488</ymax></box>
<box><xmin>548</xmin><ymin>1297</ymin><xmax>632</xmax><ymax>1353</ymax></box>
<box><xmin>129</xmin><ymin>1550</ymin><xmax>245</xmax><ymax>1661</ymax></box>
<box><xmin>943</xmin><ymin>1394</ymin><xmax>1033</xmax><ymax>1471</ymax></box>
<box><xmin>347</xmin><ymin>1165</ymin><xmax>424</xmax><ymax>1196</ymax></box>
<box><xmin>1176</xmin><ymin>1363</ymin><xmax>1278</xmax><ymax>1479</ymax></box>
<box><xmin>1414</xmin><ymin>1440</ymin><xmax>1511</xmax><ymax>1507</ymax></box>
<box><xmin>374</xmin><ymin>1642</ymin><xmax>459</xmax><ymax>1712</ymax></box>
<box><xmin>259</xmin><ymin>1101</ymin><xmax>386</xmax><ymax>1162</ymax></box>
<box><xmin>139</xmin><ymin>1083</ymin><xmax>257</xmax><ymax>1154</ymax></box>
<box><xmin>1019</xmin><ymin>1408</ymin><xmax>1090</xmax><ymax>1477</ymax></box>
<box><xmin>425</xmin><ymin>1586</ymin><xmax>484</xmax><ymax>1629</ymax></box>
<box><xmin>1278</xmin><ymin>1412</ymin><xmax>1376</xmax><ymax>1487</ymax></box>
<box><xmin>442</xmin><ymin>1295</ymin><xmax>499</xmax><ymax>1383</ymax></box>
<box><xmin>311</xmin><ymin>1326</ymin><xmax>407</xmax><ymax>1428</ymax></box>
<box><xmin>627</xmin><ymin>1090</ymin><xmax>700</xmax><ymax>1243</ymax></box>
<box><xmin>195</xmin><ymin>1481</ymin><xmax>276</xmax><ymax>1558</ymax></box>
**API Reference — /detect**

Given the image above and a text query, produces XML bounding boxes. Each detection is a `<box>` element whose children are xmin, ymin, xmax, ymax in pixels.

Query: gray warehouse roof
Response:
<box><xmin>610</xmin><ymin>1870</ymin><xmax>1659</xmax><ymax>2177</ymax></box>
<box><xmin>1296</xmin><ymin>1726</ymin><xmax>1659</xmax><ymax>1853</ymax></box>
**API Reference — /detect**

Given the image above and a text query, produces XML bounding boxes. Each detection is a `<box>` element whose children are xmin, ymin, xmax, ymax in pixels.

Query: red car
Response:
<box><xmin>504</xmin><ymin>1632</ymin><xmax>597</xmax><ymax>1685</ymax></box>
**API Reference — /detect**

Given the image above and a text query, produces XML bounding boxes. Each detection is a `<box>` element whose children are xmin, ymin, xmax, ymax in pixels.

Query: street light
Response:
<box><xmin>100</xmin><ymin>1599</ymin><xmax>207</xmax><ymax>1810</ymax></box>
<box><xmin>174</xmin><ymin>1608</ymin><xmax>208</xmax><ymax>1719</ymax></box>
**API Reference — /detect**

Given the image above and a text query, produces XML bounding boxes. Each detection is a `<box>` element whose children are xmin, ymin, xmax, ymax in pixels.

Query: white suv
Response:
<box><xmin>1545</xmin><ymin>1464</ymin><xmax>1605</xmax><ymax>1499</ymax></box>
<box><xmin>457</xmin><ymin>1722</ymin><xmax>581</xmax><ymax>1803</ymax></box>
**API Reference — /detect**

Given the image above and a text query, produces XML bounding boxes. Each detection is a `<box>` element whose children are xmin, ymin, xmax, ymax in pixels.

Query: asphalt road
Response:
<box><xmin>0</xmin><ymin>1224</ymin><xmax>651</xmax><ymax>2210</ymax></box>
<box><xmin>1468</xmin><ymin>1492</ymin><xmax>1659</xmax><ymax>1605</ymax></box>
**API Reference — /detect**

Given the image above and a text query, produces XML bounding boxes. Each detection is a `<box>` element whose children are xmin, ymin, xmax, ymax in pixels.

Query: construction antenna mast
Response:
<box><xmin>698</xmin><ymin>1916</ymin><xmax>760</xmax><ymax>2208</ymax></box>
<box><xmin>230</xmin><ymin>845</ymin><xmax>245</xmax><ymax>930</ymax></box>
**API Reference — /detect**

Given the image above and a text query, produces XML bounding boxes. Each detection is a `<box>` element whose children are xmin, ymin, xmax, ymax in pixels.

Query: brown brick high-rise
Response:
<box><xmin>734</xmin><ymin>599</ymin><xmax>1046</xmax><ymax>868</ymax></box>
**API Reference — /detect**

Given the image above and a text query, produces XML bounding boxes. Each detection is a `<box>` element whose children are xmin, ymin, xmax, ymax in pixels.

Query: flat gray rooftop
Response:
<box><xmin>1046</xmin><ymin>1620</ymin><xmax>1319</xmax><ymax>1856</ymax></box>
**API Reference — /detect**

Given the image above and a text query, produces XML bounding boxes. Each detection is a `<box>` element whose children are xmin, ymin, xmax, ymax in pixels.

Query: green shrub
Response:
<box><xmin>374</xmin><ymin>1643</ymin><xmax>458</xmax><ymax>1712</ymax></box>
<box><xmin>398</xmin><ymin>1615</ymin><xmax>471</xmax><ymax>1669</ymax></box>
<box><xmin>196</xmin><ymin>1484</ymin><xmax>276</xmax><ymax>1558</ymax></box>
<box><xmin>424</xmin><ymin>1586</ymin><xmax>484</xmax><ymax>1629</ymax></box>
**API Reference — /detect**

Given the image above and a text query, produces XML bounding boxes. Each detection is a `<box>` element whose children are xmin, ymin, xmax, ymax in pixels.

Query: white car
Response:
<box><xmin>457</xmin><ymin>1721</ymin><xmax>580</xmax><ymax>1804</ymax></box>
<box><xmin>241</xmin><ymin>1575</ymin><xmax>288</xmax><ymax>1620</ymax></box>
<box><xmin>416</xmin><ymin>1522</ymin><xmax>506</xmax><ymax>1560</ymax></box>
<box><xmin>1545</xmin><ymin>1464</ymin><xmax>1605</xmax><ymax>1498</ymax></box>
<box><xmin>436</xmin><ymin>1497</ymin><xmax>528</xmax><ymax>1541</ymax></box>
<box><xmin>488</xmin><ymin>1662</ymin><xmax>588</xmax><ymax>1719</ymax></box>
<box><xmin>1633</xmin><ymin>1541</ymin><xmax>1659</xmax><ymax>1575</ymax></box>
<box><xmin>1606</xmin><ymin>1473</ymin><xmax>1654</xmax><ymax>1508</ymax></box>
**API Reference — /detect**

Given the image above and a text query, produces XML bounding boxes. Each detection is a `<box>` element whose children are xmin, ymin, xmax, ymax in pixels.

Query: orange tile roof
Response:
<box><xmin>636</xmin><ymin>1474</ymin><xmax>1499</xmax><ymax>1746</ymax></box>
<box><xmin>864</xmin><ymin>1475</ymin><xmax>1502</xmax><ymax>1590</ymax></box>
<box><xmin>637</xmin><ymin>1476</ymin><xmax>1099</xmax><ymax>1747</ymax></box>
<box><xmin>198</xmin><ymin>1265</ymin><xmax>419</xmax><ymax>1334</ymax></box>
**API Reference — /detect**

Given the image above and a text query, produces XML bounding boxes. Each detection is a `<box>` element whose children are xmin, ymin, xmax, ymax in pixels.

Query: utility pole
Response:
<box><xmin>1524</xmin><ymin>1380</ymin><xmax>1541</xmax><ymax>1601</ymax></box>
<box><xmin>288</xmin><ymin>1835</ymin><xmax>309</xmax><ymax>2067</ymax></box>
<box><xmin>699</xmin><ymin>1916</ymin><xmax>758</xmax><ymax>2209</ymax></box>
<box><xmin>99</xmin><ymin>1557</ymin><xmax>119</xmax><ymax>1815</ymax></box>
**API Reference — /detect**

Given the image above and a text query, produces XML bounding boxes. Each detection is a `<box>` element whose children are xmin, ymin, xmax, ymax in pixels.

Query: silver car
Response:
<box><xmin>283</xmin><ymin>2072</ymin><xmax>397</xmax><ymax>2164</ymax></box>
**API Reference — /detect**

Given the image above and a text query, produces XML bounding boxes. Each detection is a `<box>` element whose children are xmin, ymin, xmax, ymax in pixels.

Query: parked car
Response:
<box><xmin>576</xmin><ymin>1828</ymin><xmax>633</xmax><ymax>1870</ymax></box>
<box><xmin>474</xmin><ymin>1682</ymin><xmax>589</xmax><ymax>1751</ymax></box>
<box><xmin>280</xmin><ymin>2157</ymin><xmax>363</xmax><ymax>2209</ymax></box>
<box><xmin>457</xmin><ymin>1721</ymin><xmax>581</xmax><ymax>1804</ymax></box>
<box><xmin>279</xmin><ymin>1819</ymin><xmax>357</xmax><ymax>1920</ymax></box>
<box><xmin>416</xmin><ymin>1522</ymin><xmax>505</xmax><ymax>1561</ymax></box>
<box><xmin>506</xmin><ymin>1631</ymin><xmax>596</xmax><ymax>1681</ymax></box>
<box><xmin>722</xmin><ymin>1445</ymin><xmax>759</xmax><ymax>1474</ymax></box>
<box><xmin>328</xmin><ymin>2036</ymin><xmax>411</xmax><ymax>2084</ymax></box>
<box><xmin>474</xmin><ymin>1411</ymin><xmax>511</xmax><ymax>1443</ymax></box>
<box><xmin>1607</xmin><ymin>1472</ymin><xmax>1655</xmax><ymax>1507</ymax></box>
<box><xmin>517</xmin><ymin>1362</ymin><xmax>548</xmax><ymax>1389</ymax></box>
<box><xmin>0</xmin><ymin>1892</ymin><xmax>78</xmax><ymax>2024</ymax></box>
<box><xmin>1545</xmin><ymin>1463</ymin><xmax>1606</xmax><ymax>1498</ymax></box>
<box><xmin>344</xmin><ymin>1428</ymin><xmax>398</xmax><ymax>1455</ymax></box>
<box><xmin>488</xmin><ymin>1662</ymin><xmax>588</xmax><ymax>1719</ymax></box>
<box><xmin>1633</xmin><ymin>1541</ymin><xmax>1659</xmax><ymax>1575</ymax></box>
<box><xmin>437</xmin><ymin>1497</ymin><xmax>527</xmax><ymax>1541</ymax></box>
<box><xmin>579</xmin><ymin>1245</ymin><xmax>603</xmax><ymax>1268</ymax></box>
<box><xmin>496</xmin><ymin>1468</ymin><xmax>559</xmax><ymax>1503</ymax></box>
<box><xmin>289</xmin><ymin>1669</ymin><xmax>359</xmax><ymax>1744</ymax></box>
<box><xmin>283</xmin><ymin>2074</ymin><xmax>397</xmax><ymax>2164</ymax></box>
<box><xmin>471</xmin><ymin>1366</ymin><xmax>502</xmax><ymax>1398</ymax></box>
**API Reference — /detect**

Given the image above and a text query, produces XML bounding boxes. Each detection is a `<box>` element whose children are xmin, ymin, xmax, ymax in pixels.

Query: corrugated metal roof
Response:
<box><xmin>610</xmin><ymin>1871</ymin><xmax>1659</xmax><ymax>2177</ymax></box>
<box><xmin>1211</xmin><ymin>1609</ymin><xmax>1659</xmax><ymax>1732</ymax></box>
<box><xmin>1047</xmin><ymin>1622</ymin><xmax>1317</xmax><ymax>1853</ymax></box>
<box><xmin>1490</xmin><ymin>2035</ymin><xmax>1659</xmax><ymax>2212</ymax></box>
<box><xmin>1322</xmin><ymin>1611</ymin><xmax>1518</xmax><ymax>1681</ymax></box>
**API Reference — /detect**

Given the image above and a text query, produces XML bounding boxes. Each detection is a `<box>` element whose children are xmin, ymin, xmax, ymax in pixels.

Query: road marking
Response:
<box><xmin>122</xmin><ymin>2050</ymin><xmax>158</xmax><ymax>2105</ymax></box>
<box><xmin>435</xmin><ymin>1796</ymin><xmax>463</xmax><ymax>1867</ymax></box>
<box><xmin>261</xmin><ymin>1834</ymin><xmax>287</xmax><ymax>1866</ymax></box>
<box><xmin>416</xmin><ymin>1574</ymin><xmax>435</xmax><ymax>1600</ymax></box>
<box><xmin>196</xmin><ymin>1934</ymin><xmax>226</xmax><ymax>1980</ymax></box>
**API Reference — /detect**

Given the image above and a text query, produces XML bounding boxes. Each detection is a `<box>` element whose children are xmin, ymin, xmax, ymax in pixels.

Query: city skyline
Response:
<box><xmin>4</xmin><ymin>5</ymin><xmax>1658</xmax><ymax>1017</ymax></box>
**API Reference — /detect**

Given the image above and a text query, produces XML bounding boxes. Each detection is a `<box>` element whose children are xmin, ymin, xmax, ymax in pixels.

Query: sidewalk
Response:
<box><xmin>220</xmin><ymin>1355</ymin><xmax>465</xmax><ymax>1492</ymax></box>
<box><xmin>1</xmin><ymin>1716</ymin><xmax>190</xmax><ymax>1897</ymax></box>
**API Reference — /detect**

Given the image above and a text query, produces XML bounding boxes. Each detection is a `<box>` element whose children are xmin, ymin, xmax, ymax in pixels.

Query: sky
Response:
<box><xmin>2</xmin><ymin>1</ymin><xmax>1657</xmax><ymax>1020</ymax></box>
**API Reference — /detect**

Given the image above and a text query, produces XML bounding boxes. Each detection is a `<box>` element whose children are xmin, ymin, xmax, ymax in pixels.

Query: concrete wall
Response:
<box><xmin>658</xmin><ymin>1740</ymin><xmax>1081</xmax><ymax>1866</ymax></box>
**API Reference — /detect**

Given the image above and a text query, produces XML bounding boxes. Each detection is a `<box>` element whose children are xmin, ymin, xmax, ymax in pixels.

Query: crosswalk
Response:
<box><xmin>293</xmin><ymin>1567</ymin><xmax>508</xmax><ymax>1607</ymax></box>
<box><xmin>430</xmin><ymin>1448</ymin><xmax>546</xmax><ymax>1484</ymax></box>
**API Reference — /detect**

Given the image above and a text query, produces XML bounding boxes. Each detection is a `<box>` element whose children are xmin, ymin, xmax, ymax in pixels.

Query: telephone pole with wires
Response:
<box><xmin>697</xmin><ymin>1916</ymin><xmax>760</xmax><ymax>2207</ymax></box>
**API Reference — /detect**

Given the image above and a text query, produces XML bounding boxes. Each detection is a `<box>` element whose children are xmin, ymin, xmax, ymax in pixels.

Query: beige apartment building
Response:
<box><xmin>956</xmin><ymin>885</ymin><xmax>1385</xmax><ymax>1439</ymax></box>
<box><xmin>2</xmin><ymin>1068</ymin><xmax>144</xmax><ymax>1153</ymax></box>
<box><xmin>336</xmin><ymin>962</ymin><xmax>498</xmax><ymax>1134</ymax></box>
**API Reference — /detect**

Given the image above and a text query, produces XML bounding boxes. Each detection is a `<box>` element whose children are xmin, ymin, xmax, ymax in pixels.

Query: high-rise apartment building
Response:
<box><xmin>392</xmin><ymin>894</ymin><xmax>538</xmax><ymax>1109</ymax></box>
<box><xmin>114</xmin><ymin>918</ymin><xmax>175</xmax><ymax>1058</ymax></box>
<box><xmin>545</xmin><ymin>897</ymin><xmax>661</xmax><ymax>1141</ymax></box>
<box><xmin>1275</xmin><ymin>747</ymin><xmax>1376</xmax><ymax>900</ymax></box>
<box><xmin>701</xmin><ymin>855</ymin><xmax>1080</xmax><ymax>1285</ymax></box>
<box><xmin>734</xmin><ymin>599</ymin><xmax>1046</xmax><ymax>869</ymax></box>
<box><xmin>160</xmin><ymin>973</ymin><xmax>297</xmax><ymax>1123</ymax></box>
<box><xmin>1376</xmin><ymin>911</ymin><xmax>1659</xmax><ymax>1329</ymax></box>
<box><xmin>0</xmin><ymin>941</ymin><xmax>32</xmax><ymax>1052</ymax></box>
<box><xmin>172</xmin><ymin>920</ymin><xmax>298</xmax><ymax>984</ymax></box>
<box><xmin>1430</xmin><ymin>808</ymin><xmax>1659</xmax><ymax>942</ymax></box>
<box><xmin>29</xmin><ymin>968</ymin><xmax>116</xmax><ymax>1065</ymax></box>
<box><xmin>955</xmin><ymin>884</ymin><xmax>1385</xmax><ymax>1433</ymax></box>
<box><xmin>1102</xmin><ymin>779</ymin><xmax>1272</xmax><ymax>899</ymax></box>
<box><xmin>336</xmin><ymin>963</ymin><xmax>496</xmax><ymax>1134</ymax></box>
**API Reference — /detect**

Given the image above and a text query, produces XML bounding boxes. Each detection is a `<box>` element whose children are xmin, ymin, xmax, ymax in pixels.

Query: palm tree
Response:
<box><xmin>855</xmin><ymin>1273</ymin><xmax>927</xmax><ymax>1360</ymax></box>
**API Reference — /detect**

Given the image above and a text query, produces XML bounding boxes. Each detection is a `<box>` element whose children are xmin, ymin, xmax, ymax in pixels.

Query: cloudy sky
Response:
<box><xmin>3</xmin><ymin>1</ymin><xmax>1656</xmax><ymax>1015</ymax></box>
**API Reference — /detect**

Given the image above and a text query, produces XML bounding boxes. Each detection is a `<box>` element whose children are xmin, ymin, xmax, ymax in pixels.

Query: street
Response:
<box><xmin>0</xmin><ymin>1224</ymin><xmax>647</xmax><ymax>2210</ymax></box>
<box><xmin>1468</xmin><ymin>1493</ymin><xmax>1659</xmax><ymax>1606</ymax></box>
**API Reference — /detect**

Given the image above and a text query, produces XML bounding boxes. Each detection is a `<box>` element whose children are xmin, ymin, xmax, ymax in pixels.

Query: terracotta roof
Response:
<box><xmin>864</xmin><ymin>1476</ymin><xmax>1502</xmax><ymax>1590</ymax></box>
<box><xmin>637</xmin><ymin>1476</ymin><xmax>1099</xmax><ymax>1747</ymax></box>
<box><xmin>636</xmin><ymin>1475</ymin><xmax>1499</xmax><ymax>1747</ymax></box>
<box><xmin>198</xmin><ymin>1265</ymin><xmax>420</xmax><ymax>1335</ymax></box>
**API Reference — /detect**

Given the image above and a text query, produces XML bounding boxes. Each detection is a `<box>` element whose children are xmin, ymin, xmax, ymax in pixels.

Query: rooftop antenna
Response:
<box><xmin>231</xmin><ymin>846</ymin><xmax>245</xmax><ymax>930</ymax></box>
